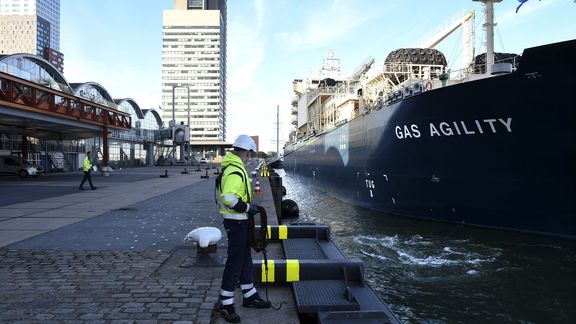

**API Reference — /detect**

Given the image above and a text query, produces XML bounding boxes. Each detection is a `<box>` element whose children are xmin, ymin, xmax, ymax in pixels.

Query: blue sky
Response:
<box><xmin>61</xmin><ymin>0</ymin><xmax>575</xmax><ymax>153</ymax></box>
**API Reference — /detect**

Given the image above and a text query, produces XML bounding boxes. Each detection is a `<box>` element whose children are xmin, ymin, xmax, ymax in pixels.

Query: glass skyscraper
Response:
<box><xmin>0</xmin><ymin>0</ymin><xmax>62</xmax><ymax>71</ymax></box>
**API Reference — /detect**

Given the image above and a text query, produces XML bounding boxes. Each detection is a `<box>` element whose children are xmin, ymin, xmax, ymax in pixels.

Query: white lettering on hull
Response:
<box><xmin>394</xmin><ymin>118</ymin><xmax>512</xmax><ymax>139</ymax></box>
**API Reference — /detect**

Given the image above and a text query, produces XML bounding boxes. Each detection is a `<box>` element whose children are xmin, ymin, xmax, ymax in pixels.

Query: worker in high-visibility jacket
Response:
<box><xmin>217</xmin><ymin>135</ymin><xmax>270</xmax><ymax>323</ymax></box>
<box><xmin>78</xmin><ymin>151</ymin><xmax>97</xmax><ymax>190</ymax></box>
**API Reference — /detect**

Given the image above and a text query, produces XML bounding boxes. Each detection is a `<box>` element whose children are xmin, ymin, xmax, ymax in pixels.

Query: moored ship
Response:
<box><xmin>283</xmin><ymin>0</ymin><xmax>576</xmax><ymax>239</ymax></box>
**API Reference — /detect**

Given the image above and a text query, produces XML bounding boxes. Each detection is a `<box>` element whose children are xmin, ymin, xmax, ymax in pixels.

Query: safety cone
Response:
<box><xmin>255</xmin><ymin>177</ymin><xmax>261</xmax><ymax>194</ymax></box>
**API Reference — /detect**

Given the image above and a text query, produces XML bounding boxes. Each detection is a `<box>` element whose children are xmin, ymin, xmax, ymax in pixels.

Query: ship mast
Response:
<box><xmin>474</xmin><ymin>0</ymin><xmax>502</xmax><ymax>74</ymax></box>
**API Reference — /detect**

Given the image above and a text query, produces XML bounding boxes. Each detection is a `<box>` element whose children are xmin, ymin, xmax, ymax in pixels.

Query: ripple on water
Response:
<box><xmin>352</xmin><ymin>233</ymin><xmax>500</xmax><ymax>270</ymax></box>
<box><xmin>280</xmin><ymin>171</ymin><xmax>576</xmax><ymax>323</ymax></box>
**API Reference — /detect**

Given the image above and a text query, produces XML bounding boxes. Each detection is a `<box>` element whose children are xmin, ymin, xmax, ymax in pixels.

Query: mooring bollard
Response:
<box><xmin>183</xmin><ymin>227</ymin><xmax>222</xmax><ymax>266</ymax></box>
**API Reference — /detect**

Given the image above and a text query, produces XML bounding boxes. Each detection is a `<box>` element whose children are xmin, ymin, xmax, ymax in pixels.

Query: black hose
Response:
<box><xmin>248</xmin><ymin>205</ymin><xmax>268</xmax><ymax>252</ymax></box>
<box><xmin>247</xmin><ymin>205</ymin><xmax>283</xmax><ymax>310</ymax></box>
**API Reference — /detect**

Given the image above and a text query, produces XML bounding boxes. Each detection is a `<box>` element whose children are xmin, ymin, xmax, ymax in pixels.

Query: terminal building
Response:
<box><xmin>1</xmin><ymin>0</ymin><xmax>233</xmax><ymax>174</ymax></box>
<box><xmin>0</xmin><ymin>53</ymin><xmax>170</xmax><ymax>172</ymax></box>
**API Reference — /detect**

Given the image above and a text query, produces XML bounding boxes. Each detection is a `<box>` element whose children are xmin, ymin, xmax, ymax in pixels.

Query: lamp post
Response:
<box><xmin>171</xmin><ymin>84</ymin><xmax>191</xmax><ymax>124</ymax></box>
<box><xmin>186</xmin><ymin>86</ymin><xmax>191</xmax><ymax>162</ymax></box>
<box><xmin>186</xmin><ymin>86</ymin><xmax>190</xmax><ymax>127</ymax></box>
<box><xmin>171</xmin><ymin>84</ymin><xmax>191</xmax><ymax>162</ymax></box>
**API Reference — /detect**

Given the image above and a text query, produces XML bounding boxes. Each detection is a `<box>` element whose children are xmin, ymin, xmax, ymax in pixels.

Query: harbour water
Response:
<box><xmin>280</xmin><ymin>172</ymin><xmax>576</xmax><ymax>323</ymax></box>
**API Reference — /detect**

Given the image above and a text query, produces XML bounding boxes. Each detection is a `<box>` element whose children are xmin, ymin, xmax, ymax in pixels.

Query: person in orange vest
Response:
<box><xmin>79</xmin><ymin>151</ymin><xmax>97</xmax><ymax>190</ymax></box>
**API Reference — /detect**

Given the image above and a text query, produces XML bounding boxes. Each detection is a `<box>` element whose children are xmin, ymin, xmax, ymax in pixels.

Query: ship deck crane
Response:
<box><xmin>416</xmin><ymin>10</ymin><xmax>476</xmax><ymax>67</ymax></box>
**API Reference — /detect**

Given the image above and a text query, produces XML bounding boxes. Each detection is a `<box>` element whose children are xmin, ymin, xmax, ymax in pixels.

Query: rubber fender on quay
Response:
<box><xmin>281</xmin><ymin>199</ymin><xmax>299</xmax><ymax>218</ymax></box>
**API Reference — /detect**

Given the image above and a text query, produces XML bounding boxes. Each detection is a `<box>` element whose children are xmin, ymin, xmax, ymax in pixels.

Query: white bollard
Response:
<box><xmin>183</xmin><ymin>227</ymin><xmax>222</xmax><ymax>266</ymax></box>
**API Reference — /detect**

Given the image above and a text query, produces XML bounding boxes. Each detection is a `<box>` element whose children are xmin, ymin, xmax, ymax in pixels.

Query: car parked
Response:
<box><xmin>199</xmin><ymin>157</ymin><xmax>208</xmax><ymax>163</ymax></box>
<box><xmin>0</xmin><ymin>155</ymin><xmax>39</xmax><ymax>177</ymax></box>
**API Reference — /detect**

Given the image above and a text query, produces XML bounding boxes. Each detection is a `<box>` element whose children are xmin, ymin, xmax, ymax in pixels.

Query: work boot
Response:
<box><xmin>220</xmin><ymin>304</ymin><xmax>241</xmax><ymax>323</ymax></box>
<box><xmin>91</xmin><ymin>187</ymin><xmax>98</xmax><ymax>190</ymax></box>
<box><xmin>243</xmin><ymin>294</ymin><xmax>271</xmax><ymax>308</ymax></box>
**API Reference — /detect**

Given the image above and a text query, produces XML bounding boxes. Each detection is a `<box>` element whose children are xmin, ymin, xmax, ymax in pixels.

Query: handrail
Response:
<box><xmin>0</xmin><ymin>71</ymin><xmax>131</xmax><ymax>130</ymax></box>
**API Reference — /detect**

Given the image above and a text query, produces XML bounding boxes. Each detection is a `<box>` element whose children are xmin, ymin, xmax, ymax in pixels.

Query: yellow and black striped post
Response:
<box><xmin>253</xmin><ymin>259</ymin><xmax>364</xmax><ymax>283</ymax></box>
<box><xmin>257</xmin><ymin>259</ymin><xmax>300</xmax><ymax>283</ymax></box>
<box><xmin>255</xmin><ymin>225</ymin><xmax>331</xmax><ymax>241</ymax></box>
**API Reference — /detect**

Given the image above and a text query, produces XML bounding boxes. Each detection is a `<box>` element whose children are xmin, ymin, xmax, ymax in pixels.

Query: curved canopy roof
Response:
<box><xmin>141</xmin><ymin>108</ymin><xmax>164</xmax><ymax>127</ymax></box>
<box><xmin>0</xmin><ymin>53</ymin><xmax>72</xmax><ymax>93</ymax></box>
<box><xmin>70</xmin><ymin>82</ymin><xmax>116</xmax><ymax>109</ymax></box>
<box><xmin>115</xmin><ymin>98</ymin><xmax>145</xmax><ymax>119</ymax></box>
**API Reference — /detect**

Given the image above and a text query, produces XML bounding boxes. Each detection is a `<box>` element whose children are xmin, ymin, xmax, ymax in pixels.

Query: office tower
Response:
<box><xmin>162</xmin><ymin>0</ymin><xmax>227</xmax><ymax>144</ymax></box>
<box><xmin>0</xmin><ymin>0</ymin><xmax>63</xmax><ymax>71</ymax></box>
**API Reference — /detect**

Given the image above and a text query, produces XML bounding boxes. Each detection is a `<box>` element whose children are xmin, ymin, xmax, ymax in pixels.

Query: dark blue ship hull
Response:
<box><xmin>284</xmin><ymin>40</ymin><xmax>576</xmax><ymax>239</ymax></box>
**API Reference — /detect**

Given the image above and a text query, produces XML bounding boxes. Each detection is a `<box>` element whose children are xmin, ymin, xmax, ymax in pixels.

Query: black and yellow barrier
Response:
<box><xmin>255</xmin><ymin>224</ymin><xmax>330</xmax><ymax>241</ymax></box>
<box><xmin>253</xmin><ymin>259</ymin><xmax>364</xmax><ymax>283</ymax></box>
<box><xmin>260</xmin><ymin>171</ymin><xmax>270</xmax><ymax>177</ymax></box>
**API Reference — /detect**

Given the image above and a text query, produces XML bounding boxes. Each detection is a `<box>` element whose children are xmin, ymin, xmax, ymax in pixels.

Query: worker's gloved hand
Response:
<box><xmin>248</xmin><ymin>204</ymin><xmax>261</xmax><ymax>217</ymax></box>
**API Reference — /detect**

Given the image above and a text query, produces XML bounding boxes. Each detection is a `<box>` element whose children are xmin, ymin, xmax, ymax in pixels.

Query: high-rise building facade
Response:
<box><xmin>162</xmin><ymin>0</ymin><xmax>227</xmax><ymax>144</ymax></box>
<box><xmin>0</xmin><ymin>0</ymin><xmax>62</xmax><ymax>71</ymax></box>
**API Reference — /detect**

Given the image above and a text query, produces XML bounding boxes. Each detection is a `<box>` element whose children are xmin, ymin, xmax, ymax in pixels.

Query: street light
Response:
<box><xmin>171</xmin><ymin>84</ymin><xmax>191</xmax><ymax>162</ymax></box>
<box><xmin>171</xmin><ymin>84</ymin><xmax>191</xmax><ymax>126</ymax></box>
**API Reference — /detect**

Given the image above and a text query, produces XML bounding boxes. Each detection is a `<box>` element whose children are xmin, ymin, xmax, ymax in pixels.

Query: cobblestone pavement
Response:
<box><xmin>0</xmin><ymin>249</ymin><xmax>221</xmax><ymax>323</ymax></box>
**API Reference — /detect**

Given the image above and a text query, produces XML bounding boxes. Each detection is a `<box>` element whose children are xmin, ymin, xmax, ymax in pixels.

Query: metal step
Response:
<box><xmin>292</xmin><ymin>280</ymin><xmax>359</xmax><ymax>313</ymax></box>
<box><xmin>269</xmin><ymin>223</ymin><xmax>401</xmax><ymax>323</ymax></box>
<box><xmin>283</xmin><ymin>238</ymin><xmax>327</xmax><ymax>259</ymax></box>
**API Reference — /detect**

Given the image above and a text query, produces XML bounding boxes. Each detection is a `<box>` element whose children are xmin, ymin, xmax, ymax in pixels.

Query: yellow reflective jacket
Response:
<box><xmin>218</xmin><ymin>152</ymin><xmax>252</xmax><ymax>220</ymax></box>
<box><xmin>82</xmin><ymin>156</ymin><xmax>92</xmax><ymax>172</ymax></box>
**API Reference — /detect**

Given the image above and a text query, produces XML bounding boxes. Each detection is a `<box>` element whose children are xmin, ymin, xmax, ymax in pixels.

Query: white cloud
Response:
<box><xmin>227</xmin><ymin>0</ymin><xmax>266</xmax><ymax>93</ymax></box>
<box><xmin>497</xmin><ymin>0</ymin><xmax>558</xmax><ymax>26</ymax></box>
<box><xmin>226</xmin><ymin>87</ymin><xmax>292</xmax><ymax>153</ymax></box>
<box><xmin>254</xmin><ymin>0</ymin><xmax>264</xmax><ymax>29</ymax></box>
<box><xmin>275</xmin><ymin>1</ymin><xmax>382</xmax><ymax>51</ymax></box>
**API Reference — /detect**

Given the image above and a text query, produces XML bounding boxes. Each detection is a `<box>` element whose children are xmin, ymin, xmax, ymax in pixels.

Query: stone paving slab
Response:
<box><xmin>0</xmin><ymin>217</ymin><xmax>84</xmax><ymax>230</ymax></box>
<box><xmin>0</xmin><ymin>230</ymin><xmax>44</xmax><ymax>246</ymax></box>
<box><xmin>46</xmin><ymin>195</ymin><xmax>101</xmax><ymax>201</ymax></box>
<box><xmin>1</xmin><ymin>201</ymin><xmax>76</xmax><ymax>209</ymax></box>
<box><xmin>0</xmin><ymin>208</ymin><xmax>45</xmax><ymax>217</ymax></box>
<box><xmin>19</xmin><ymin>209</ymin><xmax>103</xmax><ymax>218</ymax></box>
<box><xmin>59</xmin><ymin>201</ymin><xmax>134</xmax><ymax>211</ymax></box>
<box><xmin>7</xmin><ymin>178</ymin><xmax>224</xmax><ymax>252</ymax></box>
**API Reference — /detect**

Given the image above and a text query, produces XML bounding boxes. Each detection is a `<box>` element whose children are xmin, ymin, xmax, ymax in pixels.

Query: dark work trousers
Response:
<box><xmin>79</xmin><ymin>171</ymin><xmax>94</xmax><ymax>189</ymax></box>
<box><xmin>221</xmin><ymin>219</ymin><xmax>254</xmax><ymax>293</ymax></box>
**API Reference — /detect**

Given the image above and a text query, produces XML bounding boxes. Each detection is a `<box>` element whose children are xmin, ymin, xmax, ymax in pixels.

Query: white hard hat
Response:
<box><xmin>233</xmin><ymin>135</ymin><xmax>257</xmax><ymax>152</ymax></box>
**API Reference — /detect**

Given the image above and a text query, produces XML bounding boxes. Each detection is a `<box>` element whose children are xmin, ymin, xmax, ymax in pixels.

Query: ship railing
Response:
<box><xmin>447</xmin><ymin>66</ymin><xmax>475</xmax><ymax>81</ymax></box>
<box><xmin>382</xmin><ymin>78</ymin><xmax>430</xmax><ymax>106</ymax></box>
<box><xmin>306</xmin><ymin>86</ymin><xmax>339</xmax><ymax>103</ymax></box>
<box><xmin>383</xmin><ymin>62</ymin><xmax>446</xmax><ymax>82</ymax></box>
<box><xmin>306</xmin><ymin>81</ymin><xmax>357</xmax><ymax>104</ymax></box>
